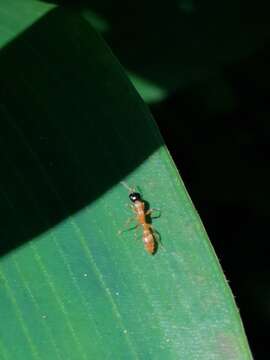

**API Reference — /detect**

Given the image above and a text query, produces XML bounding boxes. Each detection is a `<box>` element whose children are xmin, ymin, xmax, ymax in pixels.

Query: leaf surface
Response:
<box><xmin>0</xmin><ymin>3</ymin><xmax>251</xmax><ymax>359</ymax></box>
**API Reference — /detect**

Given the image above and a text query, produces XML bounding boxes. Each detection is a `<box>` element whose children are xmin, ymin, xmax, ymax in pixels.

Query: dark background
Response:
<box><xmin>151</xmin><ymin>48</ymin><xmax>270</xmax><ymax>358</ymax></box>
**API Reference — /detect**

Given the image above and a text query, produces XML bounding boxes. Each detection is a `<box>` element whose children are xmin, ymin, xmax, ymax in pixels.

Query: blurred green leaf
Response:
<box><xmin>0</xmin><ymin>2</ymin><xmax>252</xmax><ymax>359</ymax></box>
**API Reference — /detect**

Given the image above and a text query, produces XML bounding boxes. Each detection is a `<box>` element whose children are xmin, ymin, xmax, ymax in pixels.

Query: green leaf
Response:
<box><xmin>0</xmin><ymin>2</ymin><xmax>251</xmax><ymax>359</ymax></box>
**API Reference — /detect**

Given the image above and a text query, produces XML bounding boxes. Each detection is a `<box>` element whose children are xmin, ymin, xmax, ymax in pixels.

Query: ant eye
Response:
<box><xmin>129</xmin><ymin>192</ymin><xmax>141</xmax><ymax>202</ymax></box>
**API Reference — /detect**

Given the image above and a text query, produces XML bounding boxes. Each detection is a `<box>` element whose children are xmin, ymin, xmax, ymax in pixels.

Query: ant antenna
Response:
<box><xmin>121</xmin><ymin>181</ymin><xmax>143</xmax><ymax>197</ymax></box>
<box><xmin>120</xmin><ymin>181</ymin><xmax>133</xmax><ymax>192</ymax></box>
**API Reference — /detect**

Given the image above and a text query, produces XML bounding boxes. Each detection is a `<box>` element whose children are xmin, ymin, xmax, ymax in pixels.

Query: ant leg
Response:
<box><xmin>125</xmin><ymin>203</ymin><xmax>136</xmax><ymax>214</ymax></box>
<box><xmin>146</xmin><ymin>208</ymin><xmax>161</xmax><ymax>219</ymax></box>
<box><xmin>134</xmin><ymin>225</ymin><xmax>141</xmax><ymax>241</ymax></box>
<box><xmin>118</xmin><ymin>218</ymin><xmax>139</xmax><ymax>235</ymax></box>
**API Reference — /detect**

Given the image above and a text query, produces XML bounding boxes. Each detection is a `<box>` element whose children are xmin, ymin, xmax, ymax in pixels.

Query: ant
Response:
<box><xmin>119</xmin><ymin>182</ymin><xmax>161</xmax><ymax>255</ymax></box>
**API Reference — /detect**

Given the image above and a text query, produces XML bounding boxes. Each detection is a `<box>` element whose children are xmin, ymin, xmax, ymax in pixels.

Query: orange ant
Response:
<box><xmin>119</xmin><ymin>182</ymin><xmax>161</xmax><ymax>255</ymax></box>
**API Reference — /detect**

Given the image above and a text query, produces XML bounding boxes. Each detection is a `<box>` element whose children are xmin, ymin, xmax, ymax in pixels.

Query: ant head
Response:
<box><xmin>129</xmin><ymin>192</ymin><xmax>141</xmax><ymax>203</ymax></box>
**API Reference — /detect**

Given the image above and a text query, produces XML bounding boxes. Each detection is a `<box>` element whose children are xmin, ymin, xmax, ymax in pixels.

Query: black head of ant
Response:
<box><xmin>129</xmin><ymin>192</ymin><xmax>142</xmax><ymax>203</ymax></box>
<box><xmin>121</xmin><ymin>182</ymin><xmax>143</xmax><ymax>202</ymax></box>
